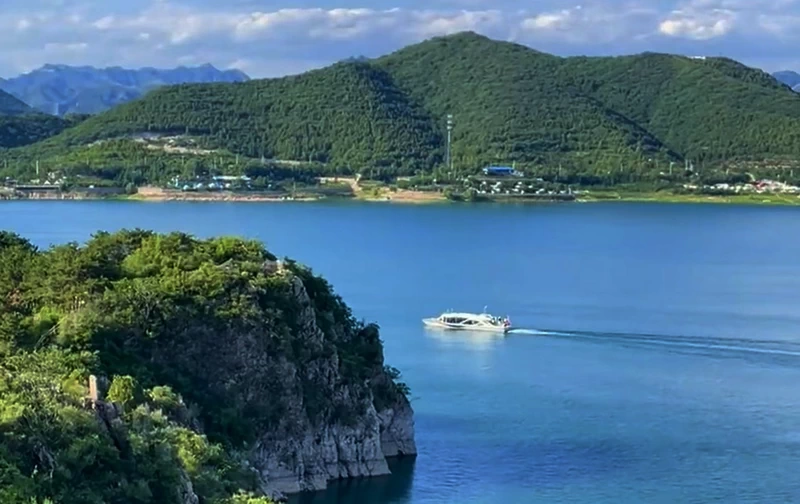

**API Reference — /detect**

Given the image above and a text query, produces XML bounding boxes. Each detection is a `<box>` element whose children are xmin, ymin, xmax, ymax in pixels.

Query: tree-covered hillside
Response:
<box><xmin>373</xmin><ymin>33</ymin><xmax>675</xmax><ymax>173</ymax></box>
<box><xmin>32</xmin><ymin>62</ymin><xmax>441</xmax><ymax>172</ymax></box>
<box><xmin>0</xmin><ymin>113</ymin><xmax>88</xmax><ymax>149</ymax></box>
<box><xmin>558</xmin><ymin>53</ymin><xmax>800</xmax><ymax>161</ymax></box>
<box><xmin>7</xmin><ymin>31</ymin><xmax>800</xmax><ymax>181</ymax></box>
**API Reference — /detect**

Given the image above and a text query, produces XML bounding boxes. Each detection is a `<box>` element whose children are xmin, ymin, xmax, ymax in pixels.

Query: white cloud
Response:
<box><xmin>409</xmin><ymin>9</ymin><xmax>505</xmax><ymax>38</ymax></box>
<box><xmin>658</xmin><ymin>8</ymin><xmax>736</xmax><ymax>39</ymax></box>
<box><xmin>232</xmin><ymin>8</ymin><xmax>399</xmax><ymax>41</ymax></box>
<box><xmin>2</xmin><ymin>0</ymin><xmax>800</xmax><ymax>78</ymax></box>
<box><xmin>520</xmin><ymin>4</ymin><xmax>660</xmax><ymax>44</ymax></box>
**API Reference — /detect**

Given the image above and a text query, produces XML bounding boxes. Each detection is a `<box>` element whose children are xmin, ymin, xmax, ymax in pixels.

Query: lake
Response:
<box><xmin>3</xmin><ymin>200</ymin><xmax>800</xmax><ymax>504</ymax></box>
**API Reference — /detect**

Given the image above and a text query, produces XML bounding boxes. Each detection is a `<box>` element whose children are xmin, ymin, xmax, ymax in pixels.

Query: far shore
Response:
<box><xmin>3</xmin><ymin>185</ymin><xmax>800</xmax><ymax>206</ymax></box>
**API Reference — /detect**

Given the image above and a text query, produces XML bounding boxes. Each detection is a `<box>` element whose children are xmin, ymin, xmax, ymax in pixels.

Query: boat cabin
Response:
<box><xmin>440</xmin><ymin>315</ymin><xmax>479</xmax><ymax>326</ymax></box>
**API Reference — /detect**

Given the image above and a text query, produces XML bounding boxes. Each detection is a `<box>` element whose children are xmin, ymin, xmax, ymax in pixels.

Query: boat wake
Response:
<box><xmin>507</xmin><ymin>328</ymin><xmax>800</xmax><ymax>359</ymax></box>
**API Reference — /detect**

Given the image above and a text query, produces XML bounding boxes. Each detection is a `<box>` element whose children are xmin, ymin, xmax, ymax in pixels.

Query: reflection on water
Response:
<box><xmin>288</xmin><ymin>457</ymin><xmax>416</xmax><ymax>504</ymax></box>
<box><xmin>423</xmin><ymin>328</ymin><xmax>506</xmax><ymax>352</ymax></box>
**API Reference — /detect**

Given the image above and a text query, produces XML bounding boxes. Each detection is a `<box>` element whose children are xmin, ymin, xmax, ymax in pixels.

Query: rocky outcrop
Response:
<box><xmin>128</xmin><ymin>260</ymin><xmax>417</xmax><ymax>498</ymax></box>
<box><xmin>379</xmin><ymin>400</ymin><xmax>417</xmax><ymax>458</ymax></box>
<box><xmin>2</xmin><ymin>231</ymin><xmax>414</xmax><ymax>504</ymax></box>
<box><xmin>245</xmin><ymin>271</ymin><xmax>417</xmax><ymax>497</ymax></box>
<box><xmin>252</xmin><ymin>398</ymin><xmax>416</xmax><ymax>497</ymax></box>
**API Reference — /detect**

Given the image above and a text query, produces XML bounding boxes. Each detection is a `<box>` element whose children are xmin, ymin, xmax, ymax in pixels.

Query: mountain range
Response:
<box><xmin>0</xmin><ymin>63</ymin><xmax>249</xmax><ymax>116</ymax></box>
<box><xmin>5</xmin><ymin>32</ymin><xmax>800</xmax><ymax>183</ymax></box>
<box><xmin>773</xmin><ymin>70</ymin><xmax>800</xmax><ymax>91</ymax></box>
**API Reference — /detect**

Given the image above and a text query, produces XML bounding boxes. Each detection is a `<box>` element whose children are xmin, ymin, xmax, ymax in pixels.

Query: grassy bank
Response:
<box><xmin>580</xmin><ymin>190</ymin><xmax>800</xmax><ymax>206</ymax></box>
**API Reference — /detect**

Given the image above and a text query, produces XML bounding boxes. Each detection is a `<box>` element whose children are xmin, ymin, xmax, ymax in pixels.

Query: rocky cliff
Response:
<box><xmin>241</xmin><ymin>270</ymin><xmax>417</xmax><ymax>498</ymax></box>
<box><xmin>0</xmin><ymin>230</ymin><xmax>415</xmax><ymax>503</ymax></box>
<box><xmin>106</xmin><ymin>255</ymin><xmax>417</xmax><ymax>499</ymax></box>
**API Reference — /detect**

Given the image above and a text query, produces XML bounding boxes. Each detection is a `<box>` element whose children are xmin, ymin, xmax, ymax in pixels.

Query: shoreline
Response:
<box><xmin>3</xmin><ymin>188</ymin><xmax>800</xmax><ymax>206</ymax></box>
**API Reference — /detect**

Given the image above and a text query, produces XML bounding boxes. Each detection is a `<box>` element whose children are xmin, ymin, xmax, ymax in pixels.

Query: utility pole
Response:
<box><xmin>446</xmin><ymin>114</ymin><xmax>453</xmax><ymax>177</ymax></box>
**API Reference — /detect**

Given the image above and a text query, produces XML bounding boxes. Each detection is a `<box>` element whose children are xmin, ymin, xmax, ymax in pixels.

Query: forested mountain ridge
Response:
<box><xmin>24</xmin><ymin>62</ymin><xmax>441</xmax><ymax>171</ymax></box>
<box><xmin>556</xmin><ymin>53</ymin><xmax>800</xmax><ymax>161</ymax></box>
<box><xmin>373</xmin><ymin>33</ymin><xmax>676</xmax><ymax>171</ymax></box>
<box><xmin>7</xmin><ymin>32</ymin><xmax>800</xmax><ymax>179</ymax></box>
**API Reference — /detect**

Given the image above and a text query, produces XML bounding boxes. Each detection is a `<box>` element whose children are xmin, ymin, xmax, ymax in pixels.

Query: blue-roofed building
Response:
<box><xmin>483</xmin><ymin>165</ymin><xmax>517</xmax><ymax>176</ymax></box>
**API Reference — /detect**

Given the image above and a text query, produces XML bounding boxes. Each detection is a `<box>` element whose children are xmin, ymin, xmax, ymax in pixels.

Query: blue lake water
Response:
<box><xmin>3</xmin><ymin>200</ymin><xmax>800</xmax><ymax>503</ymax></box>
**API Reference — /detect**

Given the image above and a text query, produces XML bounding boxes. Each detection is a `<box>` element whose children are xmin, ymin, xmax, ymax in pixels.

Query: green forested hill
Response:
<box><xmin>32</xmin><ymin>62</ymin><xmax>441</xmax><ymax>171</ymax></box>
<box><xmin>557</xmin><ymin>53</ymin><xmax>800</xmax><ymax>161</ymax></box>
<box><xmin>373</xmin><ymin>33</ymin><xmax>675</xmax><ymax>173</ymax></box>
<box><xmin>6</xmin><ymin>31</ymin><xmax>800</xmax><ymax>181</ymax></box>
<box><xmin>0</xmin><ymin>113</ymin><xmax>88</xmax><ymax>149</ymax></box>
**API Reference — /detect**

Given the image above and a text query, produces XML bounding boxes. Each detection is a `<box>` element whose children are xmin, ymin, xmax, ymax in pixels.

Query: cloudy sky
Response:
<box><xmin>1</xmin><ymin>0</ymin><xmax>799</xmax><ymax>78</ymax></box>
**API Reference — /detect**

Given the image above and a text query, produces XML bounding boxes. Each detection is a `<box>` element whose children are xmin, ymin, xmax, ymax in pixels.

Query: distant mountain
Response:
<box><xmin>0</xmin><ymin>88</ymin><xmax>33</xmax><ymax>115</ymax></box>
<box><xmin>772</xmin><ymin>70</ymin><xmax>800</xmax><ymax>91</ymax></box>
<box><xmin>0</xmin><ymin>63</ymin><xmax>250</xmax><ymax>115</ymax></box>
<box><xmin>0</xmin><ymin>88</ymin><xmax>69</xmax><ymax>148</ymax></box>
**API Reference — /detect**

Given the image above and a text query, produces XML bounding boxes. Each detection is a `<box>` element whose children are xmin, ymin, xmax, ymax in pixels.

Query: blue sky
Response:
<box><xmin>2</xmin><ymin>0</ymin><xmax>799</xmax><ymax>78</ymax></box>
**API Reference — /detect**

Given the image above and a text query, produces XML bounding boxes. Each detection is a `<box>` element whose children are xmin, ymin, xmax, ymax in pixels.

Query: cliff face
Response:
<box><xmin>244</xmin><ymin>273</ymin><xmax>417</xmax><ymax>497</ymax></box>
<box><xmin>253</xmin><ymin>399</ymin><xmax>416</xmax><ymax>497</ymax></box>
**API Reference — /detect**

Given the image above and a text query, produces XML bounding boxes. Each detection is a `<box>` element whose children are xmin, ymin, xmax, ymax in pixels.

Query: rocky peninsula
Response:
<box><xmin>0</xmin><ymin>230</ymin><xmax>415</xmax><ymax>503</ymax></box>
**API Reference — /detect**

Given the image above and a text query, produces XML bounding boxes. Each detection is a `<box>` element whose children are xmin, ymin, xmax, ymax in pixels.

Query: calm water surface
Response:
<box><xmin>3</xmin><ymin>201</ymin><xmax>800</xmax><ymax>504</ymax></box>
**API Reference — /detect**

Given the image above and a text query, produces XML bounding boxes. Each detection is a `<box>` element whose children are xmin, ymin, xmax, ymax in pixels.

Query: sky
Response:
<box><xmin>1</xmin><ymin>0</ymin><xmax>799</xmax><ymax>79</ymax></box>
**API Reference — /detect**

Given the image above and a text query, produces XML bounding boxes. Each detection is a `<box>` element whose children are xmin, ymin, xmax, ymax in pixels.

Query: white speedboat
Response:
<box><xmin>423</xmin><ymin>308</ymin><xmax>512</xmax><ymax>334</ymax></box>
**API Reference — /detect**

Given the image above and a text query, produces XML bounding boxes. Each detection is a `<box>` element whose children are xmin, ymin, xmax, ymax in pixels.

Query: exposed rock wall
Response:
<box><xmin>252</xmin><ymin>398</ymin><xmax>416</xmax><ymax>497</ymax></box>
<box><xmin>247</xmin><ymin>272</ymin><xmax>417</xmax><ymax>497</ymax></box>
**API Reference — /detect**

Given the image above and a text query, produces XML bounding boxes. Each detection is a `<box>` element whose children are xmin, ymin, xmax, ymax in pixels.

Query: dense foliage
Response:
<box><xmin>5</xmin><ymin>32</ymin><xmax>800</xmax><ymax>186</ymax></box>
<box><xmin>375</xmin><ymin>33</ymin><xmax>675</xmax><ymax>173</ymax></box>
<box><xmin>0</xmin><ymin>230</ymin><xmax>408</xmax><ymax>503</ymax></box>
<box><xmin>557</xmin><ymin>54</ymin><xmax>800</xmax><ymax>161</ymax></box>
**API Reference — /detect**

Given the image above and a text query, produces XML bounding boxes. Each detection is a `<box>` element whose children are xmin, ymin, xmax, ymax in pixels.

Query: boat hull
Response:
<box><xmin>422</xmin><ymin>318</ymin><xmax>510</xmax><ymax>334</ymax></box>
